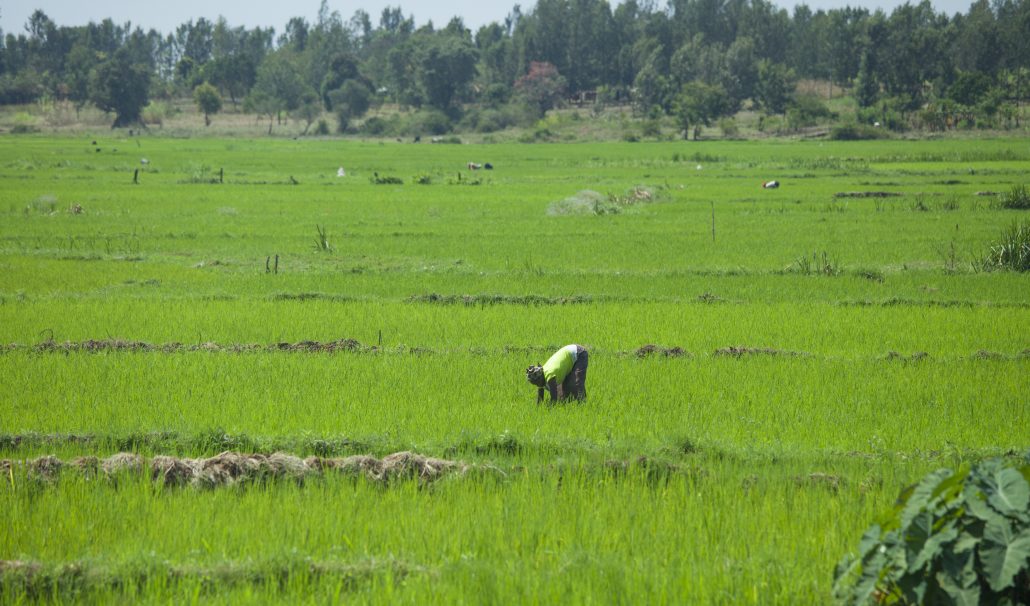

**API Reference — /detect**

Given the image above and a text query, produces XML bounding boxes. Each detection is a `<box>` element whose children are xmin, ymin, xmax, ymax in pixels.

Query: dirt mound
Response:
<box><xmin>885</xmin><ymin>351</ymin><xmax>929</xmax><ymax>362</ymax></box>
<box><xmin>103</xmin><ymin>452</ymin><xmax>144</xmax><ymax>474</ymax></box>
<box><xmin>3</xmin><ymin>451</ymin><xmax>471</xmax><ymax>488</ymax></box>
<box><xmin>407</xmin><ymin>293</ymin><xmax>595</xmax><ymax>306</ymax></box>
<box><xmin>833</xmin><ymin>191</ymin><xmax>901</xmax><ymax>198</ymax></box>
<box><xmin>27</xmin><ymin>455</ymin><xmax>62</xmax><ymax>480</ymax></box>
<box><xmin>795</xmin><ymin>472</ymin><xmax>844</xmax><ymax>492</ymax></box>
<box><xmin>635</xmin><ymin>344</ymin><xmax>688</xmax><ymax>358</ymax></box>
<box><xmin>33</xmin><ymin>339</ymin><xmax>153</xmax><ymax>353</ymax></box>
<box><xmin>714</xmin><ymin>346</ymin><xmax>807</xmax><ymax>358</ymax></box>
<box><xmin>151</xmin><ymin>455</ymin><xmax>199</xmax><ymax>487</ymax></box>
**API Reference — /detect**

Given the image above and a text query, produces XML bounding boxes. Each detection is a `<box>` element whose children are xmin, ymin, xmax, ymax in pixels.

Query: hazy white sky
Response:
<box><xmin>1</xmin><ymin>0</ymin><xmax>975</xmax><ymax>37</ymax></box>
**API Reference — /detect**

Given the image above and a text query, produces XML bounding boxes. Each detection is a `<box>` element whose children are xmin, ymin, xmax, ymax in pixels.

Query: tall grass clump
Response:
<box><xmin>313</xmin><ymin>225</ymin><xmax>333</xmax><ymax>253</ymax></box>
<box><xmin>978</xmin><ymin>221</ymin><xmax>1030</xmax><ymax>272</ymax></box>
<box><xmin>785</xmin><ymin>251</ymin><xmax>843</xmax><ymax>276</ymax></box>
<box><xmin>998</xmin><ymin>185</ymin><xmax>1030</xmax><ymax>210</ymax></box>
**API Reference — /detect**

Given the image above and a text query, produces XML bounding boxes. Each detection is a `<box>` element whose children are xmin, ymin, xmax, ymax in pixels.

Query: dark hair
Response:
<box><xmin>525</xmin><ymin>364</ymin><xmax>544</xmax><ymax>387</ymax></box>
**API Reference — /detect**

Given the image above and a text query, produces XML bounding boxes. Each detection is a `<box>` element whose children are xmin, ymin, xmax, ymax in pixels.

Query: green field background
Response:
<box><xmin>0</xmin><ymin>135</ymin><xmax>1027</xmax><ymax>603</ymax></box>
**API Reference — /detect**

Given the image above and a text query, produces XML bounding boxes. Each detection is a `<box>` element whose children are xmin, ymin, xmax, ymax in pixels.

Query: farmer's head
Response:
<box><xmin>525</xmin><ymin>365</ymin><xmax>544</xmax><ymax>387</ymax></box>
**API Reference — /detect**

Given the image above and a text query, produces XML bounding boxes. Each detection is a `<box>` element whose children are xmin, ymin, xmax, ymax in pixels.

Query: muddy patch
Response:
<box><xmin>833</xmin><ymin>191</ymin><xmax>902</xmax><ymax>198</ymax></box>
<box><xmin>885</xmin><ymin>351</ymin><xmax>929</xmax><ymax>362</ymax></box>
<box><xmin>713</xmin><ymin>346</ymin><xmax>809</xmax><ymax>358</ymax></box>
<box><xmin>407</xmin><ymin>293</ymin><xmax>597</xmax><ymax>306</ymax></box>
<box><xmin>634</xmin><ymin>344</ymin><xmax>689</xmax><ymax>358</ymax></box>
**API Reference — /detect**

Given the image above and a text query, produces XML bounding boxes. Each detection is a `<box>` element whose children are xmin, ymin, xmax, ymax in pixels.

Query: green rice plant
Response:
<box><xmin>977</xmin><ymin>221</ymin><xmax>1030</xmax><ymax>272</ymax></box>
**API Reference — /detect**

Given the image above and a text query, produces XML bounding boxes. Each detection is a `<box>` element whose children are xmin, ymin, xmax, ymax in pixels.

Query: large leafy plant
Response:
<box><xmin>834</xmin><ymin>459</ymin><xmax>1030</xmax><ymax>605</ymax></box>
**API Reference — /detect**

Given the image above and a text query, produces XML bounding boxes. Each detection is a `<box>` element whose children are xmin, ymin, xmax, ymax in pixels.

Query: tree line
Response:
<box><xmin>1</xmin><ymin>0</ymin><xmax>1027</xmax><ymax>135</ymax></box>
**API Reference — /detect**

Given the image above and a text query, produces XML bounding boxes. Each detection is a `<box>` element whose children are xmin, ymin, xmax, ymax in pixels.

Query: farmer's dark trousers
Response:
<box><xmin>561</xmin><ymin>346</ymin><xmax>589</xmax><ymax>401</ymax></box>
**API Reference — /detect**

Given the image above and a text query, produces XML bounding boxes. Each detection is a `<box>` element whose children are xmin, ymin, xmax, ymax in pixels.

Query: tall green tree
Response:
<box><xmin>328</xmin><ymin>79</ymin><xmax>372</xmax><ymax>131</ymax></box>
<box><xmin>90</xmin><ymin>46</ymin><xmax>151</xmax><ymax>127</ymax></box>
<box><xmin>672</xmin><ymin>80</ymin><xmax>732</xmax><ymax>140</ymax></box>
<box><xmin>417</xmin><ymin>31</ymin><xmax>478</xmax><ymax>113</ymax></box>
<box><xmin>193</xmin><ymin>82</ymin><xmax>221</xmax><ymax>126</ymax></box>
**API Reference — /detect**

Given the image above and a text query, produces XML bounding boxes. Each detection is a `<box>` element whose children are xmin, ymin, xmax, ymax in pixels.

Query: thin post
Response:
<box><xmin>710</xmin><ymin>201</ymin><xmax>716</xmax><ymax>242</ymax></box>
<box><xmin>274</xmin><ymin>254</ymin><xmax>279</xmax><ymax>274</ymax></box>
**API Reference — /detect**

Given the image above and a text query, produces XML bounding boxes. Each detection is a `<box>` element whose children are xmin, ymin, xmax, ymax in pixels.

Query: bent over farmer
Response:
<box><xmin>526</xmin><ymin>344</ymin><xmax>589</xmax><ymax>404</ymax></box>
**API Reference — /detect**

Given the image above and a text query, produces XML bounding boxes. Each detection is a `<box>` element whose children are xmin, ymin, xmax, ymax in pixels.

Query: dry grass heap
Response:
<box><xmin>2</xmin><ymin>451</ymin><xmax>476</xmax><ymax>488</ymax></box>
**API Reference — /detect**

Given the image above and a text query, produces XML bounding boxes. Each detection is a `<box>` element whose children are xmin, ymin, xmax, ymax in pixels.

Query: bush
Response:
<box><xmin>360</xmin><ymin>116</ymin><xmax>389</xmax><ymax>136</ymax></box>
<box><xmin>406</xmin><ymin>110</ymin><xmax>452</xmax><ymax>136</ymax></box>
<box><xmin>718</xmin><ymin>118</ymin><xmax>739</xmax><ymax>137</ymax></box>
<box><xmin>830</xmin><ymin>123</ymin><xmax>889</xmax><ymax>141</ymax></box>
<box><xmin>999</xmin><ymin>185</ymin><xmax>1030</xmax><ymax>210</ymax></box>
<box><xmin>833</xmin><ymin>458</ymin><xmax>1030</xmax><ymax>605</ymax></box>
<box><xmin>978</xmin><ymin>221</ymin><xmax>1030</xmax><ymax>272</ymax></box>
<box><xmin>787</xmin><ymin>94</ymin><xmax>835</xmax><ymax>129</ymax></box>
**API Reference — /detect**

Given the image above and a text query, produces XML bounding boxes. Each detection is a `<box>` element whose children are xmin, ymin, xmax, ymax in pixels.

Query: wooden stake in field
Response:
<box><xmin>710</xmin><ymin>201</ymin><xmax>716</xmax><ymax>242</ymax></box>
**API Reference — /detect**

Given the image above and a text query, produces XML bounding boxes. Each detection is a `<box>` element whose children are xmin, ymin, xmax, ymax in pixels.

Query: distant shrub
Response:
<box><xmin>314</xmin><ymin>119</ymin><xmax>330</xmax><ymax>136</ymax></box>
<box><xmin>10</xmin><ymin>124</ymin><xmax>40</xmax><ymax>134</ymax></box>
<box><xmin>412</xmin><ymin>173</ymin><xmax>432</xmax><ymax>185</ymax></box>
<box><xmin>718</xmin><ymin>118</ymin><xmax>739</xmax><ymax>137</ymax></box>
<box><xmin>999</xmin><ymin>185</ymin><xmax>1030</xmax><ymax>210</ymax></box>
<box><xmin>360</xmin><ymin>116</ymin><xmax>389</xmax><ymax>136</ymax></box>
<box><xmin>978</xmin><ymin>220</ymin><xmax>1030</xmax><ymax>272</ymax></box>
<box><xmin>830</xmin><ymin>123</ymin><xmax>889</xmax><ymax>141</ymax></box>
<box><xmin>406</xmin><ymin>110</ymin><xmax>452</xmax><ymax>136</ymax></box>
<box><xmin>142</xmin><ymin>101</ymin><xmax>172</xmax><ymax>127</ymax></box>
<box><xmin>641</xmin><ymin>118</ymin><xmax>662</xmax><ymax>138</ymax></box>
<box><xmin>833</xmin><ymin>458</ymin><xmax>1030</xmax><ymax>605</ymax></box>
<box><xmin>787</xmin><ymin>94</ymin><xmax>835</xmax><ymax>130</ymax></box>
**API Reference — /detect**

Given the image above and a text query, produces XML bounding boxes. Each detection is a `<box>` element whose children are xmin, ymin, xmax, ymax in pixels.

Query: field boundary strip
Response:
<box><xmin>4</xmin><ymin>339</ymin><xmax>1029</xmax><ymax>361</ymax></box>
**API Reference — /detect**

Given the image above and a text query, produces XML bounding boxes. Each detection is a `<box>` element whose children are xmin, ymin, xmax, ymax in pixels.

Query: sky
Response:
<box><xmin>1</xmin><ymin>0</ymin><xmax>975</xmax><ymax>38</ymax></box>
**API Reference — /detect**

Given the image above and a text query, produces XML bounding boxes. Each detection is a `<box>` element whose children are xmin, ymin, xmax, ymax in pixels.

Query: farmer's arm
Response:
<box><xmin>547</xmin><ymin>378</ymin><xmax>559</xmax><ymax>403</ymax></box>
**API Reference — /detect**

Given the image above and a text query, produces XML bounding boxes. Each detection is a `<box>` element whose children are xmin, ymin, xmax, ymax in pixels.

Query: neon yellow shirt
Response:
<box><xmin>542</xmin><ymin>345</ymin><xmax>578</xmax><ymax>383</ymax></box>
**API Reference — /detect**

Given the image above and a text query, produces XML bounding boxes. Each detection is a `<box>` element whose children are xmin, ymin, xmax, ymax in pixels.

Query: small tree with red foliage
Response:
<box><xmin>514</xmin><ymin>62</ymin><xmax>568</xmax><ymax>115</ymax></box>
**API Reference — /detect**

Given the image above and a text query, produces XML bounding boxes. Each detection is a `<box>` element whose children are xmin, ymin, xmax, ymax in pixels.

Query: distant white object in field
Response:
<box><xmin>762</xmin><ymin>180</ymin><xmax>780</xmax><ymax>189</ymax></box>
<box><xmin>874</xmin><ymin>121</ymin><xmax>881</xmax><ymax>127</ymax></box>
<box><xmin>140</xmin><ymin>158</ymin><xmax>149</xmax><ymax>165</ymax></box>
<box><xmin>337</xmin><ymin>167</ymin><xmax>346</xmax><ymax>177</ymax></box>
<box><xmin>696</xmin><ymin>164</ymin><xmax>702</xmax><ymax>170</ymax></box>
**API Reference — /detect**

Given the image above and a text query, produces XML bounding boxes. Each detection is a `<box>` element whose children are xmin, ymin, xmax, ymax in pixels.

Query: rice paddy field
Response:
<box><xmin>0</xmin><ymin>134</ymin><xmax>1028</xmax><ymax>604</ymax></box>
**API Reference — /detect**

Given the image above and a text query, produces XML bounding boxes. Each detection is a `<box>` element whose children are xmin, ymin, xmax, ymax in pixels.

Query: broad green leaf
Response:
<box><xmin>936</xmin><ymin>569</ymin><xmax>981</xmax><ymax>606</ymax></box>
<box><xmin>941</xmin><ymin>547</ymin><xmax>979</xmax><ymax>599</ymax></box>
<box><xmin>901</xmin><ymin>469</ymin><xmax>953</xmax><ymax>529</ymax></box>
<box><xmin>857</xmin><ymin>524</ymin><xmax>882</xmax><ymax>559</ymax></box>
<box><xmin>912</xmin><ymin>523</ymin><xmax>958</xmax><ymax>573</ymax></box>
<box><xmin>952</xmin><ymin>531</ymin><xmax>980</xmax><ymax>554</ymax></box>
<box><xmin>986</xmin><ymin>467</ymin><xmax>1030</xmax><ymax>515</ymax></box>
<box><xmin>963</xmin><ymin>483</ymin><xmax>998</xmax><ymax>522</ymax></box>
<box><xmin>898</xmin><ymin>572</ymin><xmax>928</xmax><ymax>604</ymax></box>
<box><xmin>905</xmin><ymin>511</ymin><xmax>932</xmax><ymax>573</ymax></box>
<box><xmin>854</xmin><ymin>549</ymin><xmax>886</xmax><ymax>605</ymax></box>
<box><xmin>979</xmin><ymin>519</ymin><xmax>1030</xmax><ymax>591</ymax></box>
